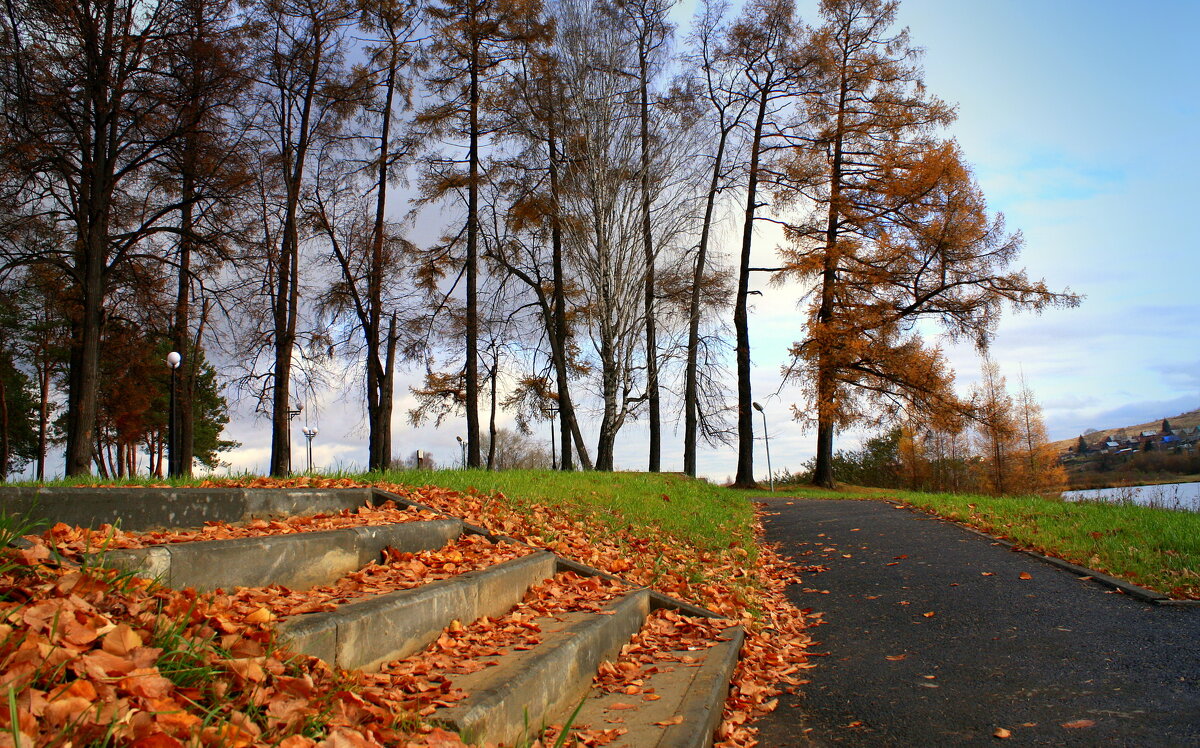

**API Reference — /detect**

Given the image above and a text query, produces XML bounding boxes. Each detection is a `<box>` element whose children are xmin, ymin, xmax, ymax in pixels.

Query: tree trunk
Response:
<box><xmin>268</xmin><ymin>26</ymin><xmax>322</xmax><ymax>476</ymax></box>
<box><xmin>0</xmin><ymin>373</ymin><xmax>8</xmax><ymax>481</ymax></box>
<box><xmin>638</xmin><ymin>44</ymin><xmax>660</xmax><ymax>473</ymax></box>
<box><xmin>366</xmin><ymin>47</ymin><xmax>398</xmax><ymax>472</ymax></box>
<box><xmin>174</xmin><ymin>167</ymin><xmax>195</xmax><ymax>478</ymax></box>
<box><xmin>65</xmin><ymin>227</ymin><xmax>106</xmax><ymax>476</ymax></box>
<box><xmin>684</xmin><ymin>125</ymin><xmax>729</xmax><ymax>477</ymax></box>
<box><xmin>379</xmin><ymin>314</ymin><xmax>398</xmax><ymax>470</ymax></box>
<box><xmin>464</xmin><ymin>34</ymin><xmax>482</xmax><ymax>469</ymax></box>
<box><xmin>269</xmin><ymin>217</ymin><xmax>297</xmax><ymax>476</ymax></box>
<box><xmin>732</xmin><ymin>88</ymin><xmax>769</xmax><ymax>489</ymax></box>
<box><xmin>487</xmin><ymin>349</ymin><xmax>498</xmax><ymax>470</ymax></box>
<box><xmin>36</xmin><ymin>354</ymin><xmax>49</xmax><ymax>481</ymax></box>
<box><xmin>595</xmin><ymin>332</ymin><xmax>619</xmax><ymax>471</ymax></box>
<box><xmin>812</xmin><ymin>73</ymin><xmax>849</xmax><ymax>490</ymax></box>
<box><xmin>547</xmin><ymin>103</ymin><xmax>576</xmax><ymax>472</ymax></box>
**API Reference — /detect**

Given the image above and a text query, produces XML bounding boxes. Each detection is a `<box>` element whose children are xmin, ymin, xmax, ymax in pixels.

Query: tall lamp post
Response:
<box><xmin>456</xmin><ymin>436</ymin><xmax>466</xmax><ymax>469</ymax></box>
<box><xmin>166</xmin><ymin>351</ymin><xmax>182</xmax><ymax>478</ymax></box>
<box><xmin>286</xmin><ymin>404</ymin><xmax>302</xmax><ymax>474</ymax></box>
<box><xmin>752</xmin><ymin>401</ymin><xmax>773</xmax><ymax>492</ymax></box>
<box><xmin>302</xmin><ymin>427</ymin><xmax>318</xmax><ymax>473</ymax></box>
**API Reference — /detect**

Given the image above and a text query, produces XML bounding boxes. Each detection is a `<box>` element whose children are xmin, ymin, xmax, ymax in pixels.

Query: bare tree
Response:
<box><xmin>680</xmin><ymin>0</ymin><xmax>751</xmax><ymax>476</ymax></box>
<box><xmin>418</xmin><ymin>0</ymin><xmax>546</xmax><ymax>468</ymax></box>
<box><xmin>723</xmin><ymin>0</ymin><xmax>815</xmax><ymax>487</ymax></box>
<box><xmin>617</xmin><ymin>0</ymin><xmax>674</xmax><ymax>472</ymax></box>
<box><xmin>242</xmin><ymin>0</ymin><xmax>360</xmax><ymax>475</ymax></box>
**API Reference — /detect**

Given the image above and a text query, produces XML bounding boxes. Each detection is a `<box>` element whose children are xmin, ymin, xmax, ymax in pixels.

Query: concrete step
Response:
<box><xmin>279</xmin><ymin>550</ymin><xmax>557</xmax><ymax>671</ymax></box>
<box><xmin>1</xmin><ymin>486</ymin><xmax>378</xmax><ymax>531</ymax></box>
<box><xmin>90</xmin><ymin>519</ymin><xmax>462</xmax><ymax>592</ymax></box>
<box><xmin>567</xmin><ymin>625</ymin><xmax>745</xmax><ymax>748</ymax></box>
<box><xmin>432</xmin><ymin>589</ymin><xmax>652</xmax><ymax>747</ymax></box>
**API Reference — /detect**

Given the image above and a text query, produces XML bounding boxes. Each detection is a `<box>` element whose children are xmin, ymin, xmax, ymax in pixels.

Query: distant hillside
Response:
<box><xmin>1050</xmin><ymin>407</ymin><xmax>1200</xmax><ymax>453</ymax></box>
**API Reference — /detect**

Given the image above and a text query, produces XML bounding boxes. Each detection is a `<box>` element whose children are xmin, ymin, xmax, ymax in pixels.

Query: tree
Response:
<box><xmin>723</xmin><ymin>0</ymin><xmax>815</xmax><ymax>487</ymax></box>
<box><xmin>782</xmin><ymin>0</ymin><xmax>1078</xmax><ymax>488</ymax></box>
<box><xmin>552</xmin><ymin>0</ymin><xmax>649</xmax><ymax>470</ymax></box>
<box><xmin>1076</xmin><ymin>434</ymin><xmax>1088</xmax><ymax>454</ymax></box>
<box><xmin>972</xmin><ymin>358</ymin><xmax>1017</xmax><ymax>495</ymax></box>
<box><xmin>1012</xmin><ymin>373</ymin><xmax>1065</xmax><ymax>495</ymax></box>
<box><xmin>0</xmin><ymin>0</ymin><xmax>197</xmax><ymax>475</ymax></box>
<box><xmin>1162</xmin><ymin>418</ymin><xmax>1172</xmax><ymax>434</ymax></box>
<box><xmin>162</xmin><ymin>0</ymin><xmax>250</xmax><ymax>476</ymax></box>
<box><xmin>243</xmin><ymin>0</ymin><xmax>359</xmax><ymax>476</ymax></box>
<box><xmin>347</xmin><ymin>0</ymin><xmax>422</xmax><ymax>471</ymax></box>
<box><xmin>419</xmin><ymin>0</ymin><xmax>546</xmax><ymax>468</ymax></box>
<box><xmin>616</xmin><ymin>0</ymin><xmax>674</xmax><ymax>472</ymax></box>
<box><xmin>681</xmin><ymin>0</ymin><xmax>751</xmax><ymax>477</ymax></box>
<box><xmin>483</xmin><ymin>15</ymin><xmax>592</xmax><ymax>470</ymax></box>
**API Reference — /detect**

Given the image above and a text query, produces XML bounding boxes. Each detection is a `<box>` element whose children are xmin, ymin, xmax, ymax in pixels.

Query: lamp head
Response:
<box><xmin>456</xmin><ymin>435</ymin><xmax>463</xmax><ymax>443</ymax></box>
<box><xmin>166</xmin><ymin>351</ymin><xmax>182</xmax><ymax>369</ymax></box>
<box><xmin>752</xmin><ymin>402</ymin><xmax>763</xmax><ymax>413</ymax></box>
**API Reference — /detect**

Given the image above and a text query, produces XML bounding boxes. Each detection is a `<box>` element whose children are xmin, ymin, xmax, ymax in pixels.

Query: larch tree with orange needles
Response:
<box><xmin>780</xmin><ymin>0</ymin><xmax>1078</xmax><ymax>488</ymax></box>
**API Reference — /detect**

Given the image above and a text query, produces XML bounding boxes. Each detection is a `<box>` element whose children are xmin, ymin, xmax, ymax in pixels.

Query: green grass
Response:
<box><xmin>872</xmin><ymin>489</ymin><xmax>1200</xmax><ymax>599</ymax></box>
<box><xmin>0</xmin><ymin>472</ymin><xmax>257</xmax><ymax>488</ymax></box>
<box><xmin>16</xmin><ymin>467</ymin><xmax>1195</xmax><ymax>598</ymax></box>
<box><xmin>373</xmin><ymin>468</ymin><xmax>762</xmax><ymax>556</ymax></box>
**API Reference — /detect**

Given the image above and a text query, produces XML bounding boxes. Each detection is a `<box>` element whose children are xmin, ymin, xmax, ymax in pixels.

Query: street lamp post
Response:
<box><xmin>302</xmin><ymin>427</ymin><xmax>318</xmax><ymax>473</ymax></box>
<box><xmin>752</xmin><ymin>401</ymin><xmax>773</xmax><ymax>492</ymax></box>
<box><xmin>166</xmin><ymin>351</ymin><xmax>182</xmax><ymax>478</ymax></box>
<box><xmin>286</xmin><ymin>404</ymin><xmax>303</xmax><ymax>474</ymax></box>
<box><xmin>456</xmin><ymin>436</ymin><xmax>466</xmax><ymax>469</ymax></box>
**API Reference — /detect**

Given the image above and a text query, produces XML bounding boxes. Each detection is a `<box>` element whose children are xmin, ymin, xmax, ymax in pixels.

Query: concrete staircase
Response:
<box><xmin>24</xmin><ymin>487</ymin><xmax>742</xmax><ymax>747</ymax></box>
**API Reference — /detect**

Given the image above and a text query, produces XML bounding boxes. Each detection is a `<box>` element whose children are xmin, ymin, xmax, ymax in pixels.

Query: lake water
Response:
<box><xmin>1062</xmin><ymin>482</ymin><xmax>1200</xmax><ymax>513</ymax></box>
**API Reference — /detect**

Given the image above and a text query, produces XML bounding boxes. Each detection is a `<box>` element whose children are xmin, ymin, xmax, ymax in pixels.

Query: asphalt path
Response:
<box><xmin>754</xmin><ymin>498</ymin><xmax>1200</xmax><ymax>747</ymax></box>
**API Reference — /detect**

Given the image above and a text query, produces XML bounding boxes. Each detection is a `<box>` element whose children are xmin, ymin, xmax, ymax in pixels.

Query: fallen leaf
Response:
<box><xmin>1062</xmin><ymin>719</ymin><xmax>1095</xmax><ymax>729</ymax></box>
<box><xmin>885</xmin><ymin>654</ymin><xmax>906</xmax><ymax>661</ymax></box>
<box><xmin>922</xmin><ymin>611</ymin><xmax>935</xmax><ymax>618</ymax></box>
<box><xmin>994</xmin><ymin>727</ymin><xmax>1011</xmax><ymax>739</ymax></box>
<box><xmin>654</xmin><ymin>715</ymin><xmax>684</xmax><ymax>726</ymax></box>
<box><xmin>1019</xmin><ymin>572</ymin><xmax>1032</xmax><ymax>580</ymax></box>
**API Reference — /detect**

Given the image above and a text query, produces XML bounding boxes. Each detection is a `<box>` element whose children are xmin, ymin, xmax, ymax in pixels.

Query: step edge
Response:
<box><xmin>80</xmin><ymin>519</ymin><xmax>463</xmax><ymax>591</ymax></box>
<box><xmin>437</xmin><ymin>588</ymin><xmax>652</xmax><ymax>746</ymax></box>
<box><xmin>278</xmin><ymin>550</ymin><xmax>557</xmax><ymax>671</ymax></box>
<box><xmin>373</xmin><ymin>488</ymin><xmax>724</xmax><ymax>620</ymax></box>
<box><xmin>656</xmin><ymin>625</ymin><xmax>745</xmax><ymax>748</ymax></box>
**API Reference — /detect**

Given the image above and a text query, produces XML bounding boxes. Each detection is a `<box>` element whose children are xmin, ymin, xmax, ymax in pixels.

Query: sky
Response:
<box><xmin>222</xmin><ymin>0</ymin><xmax>1200</xmax><ymax>482</ymax></box>
<box><xmin>25</xmin><ymin>1</ymin><xmax>1198</xmax><ymax>482</ymax></box>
